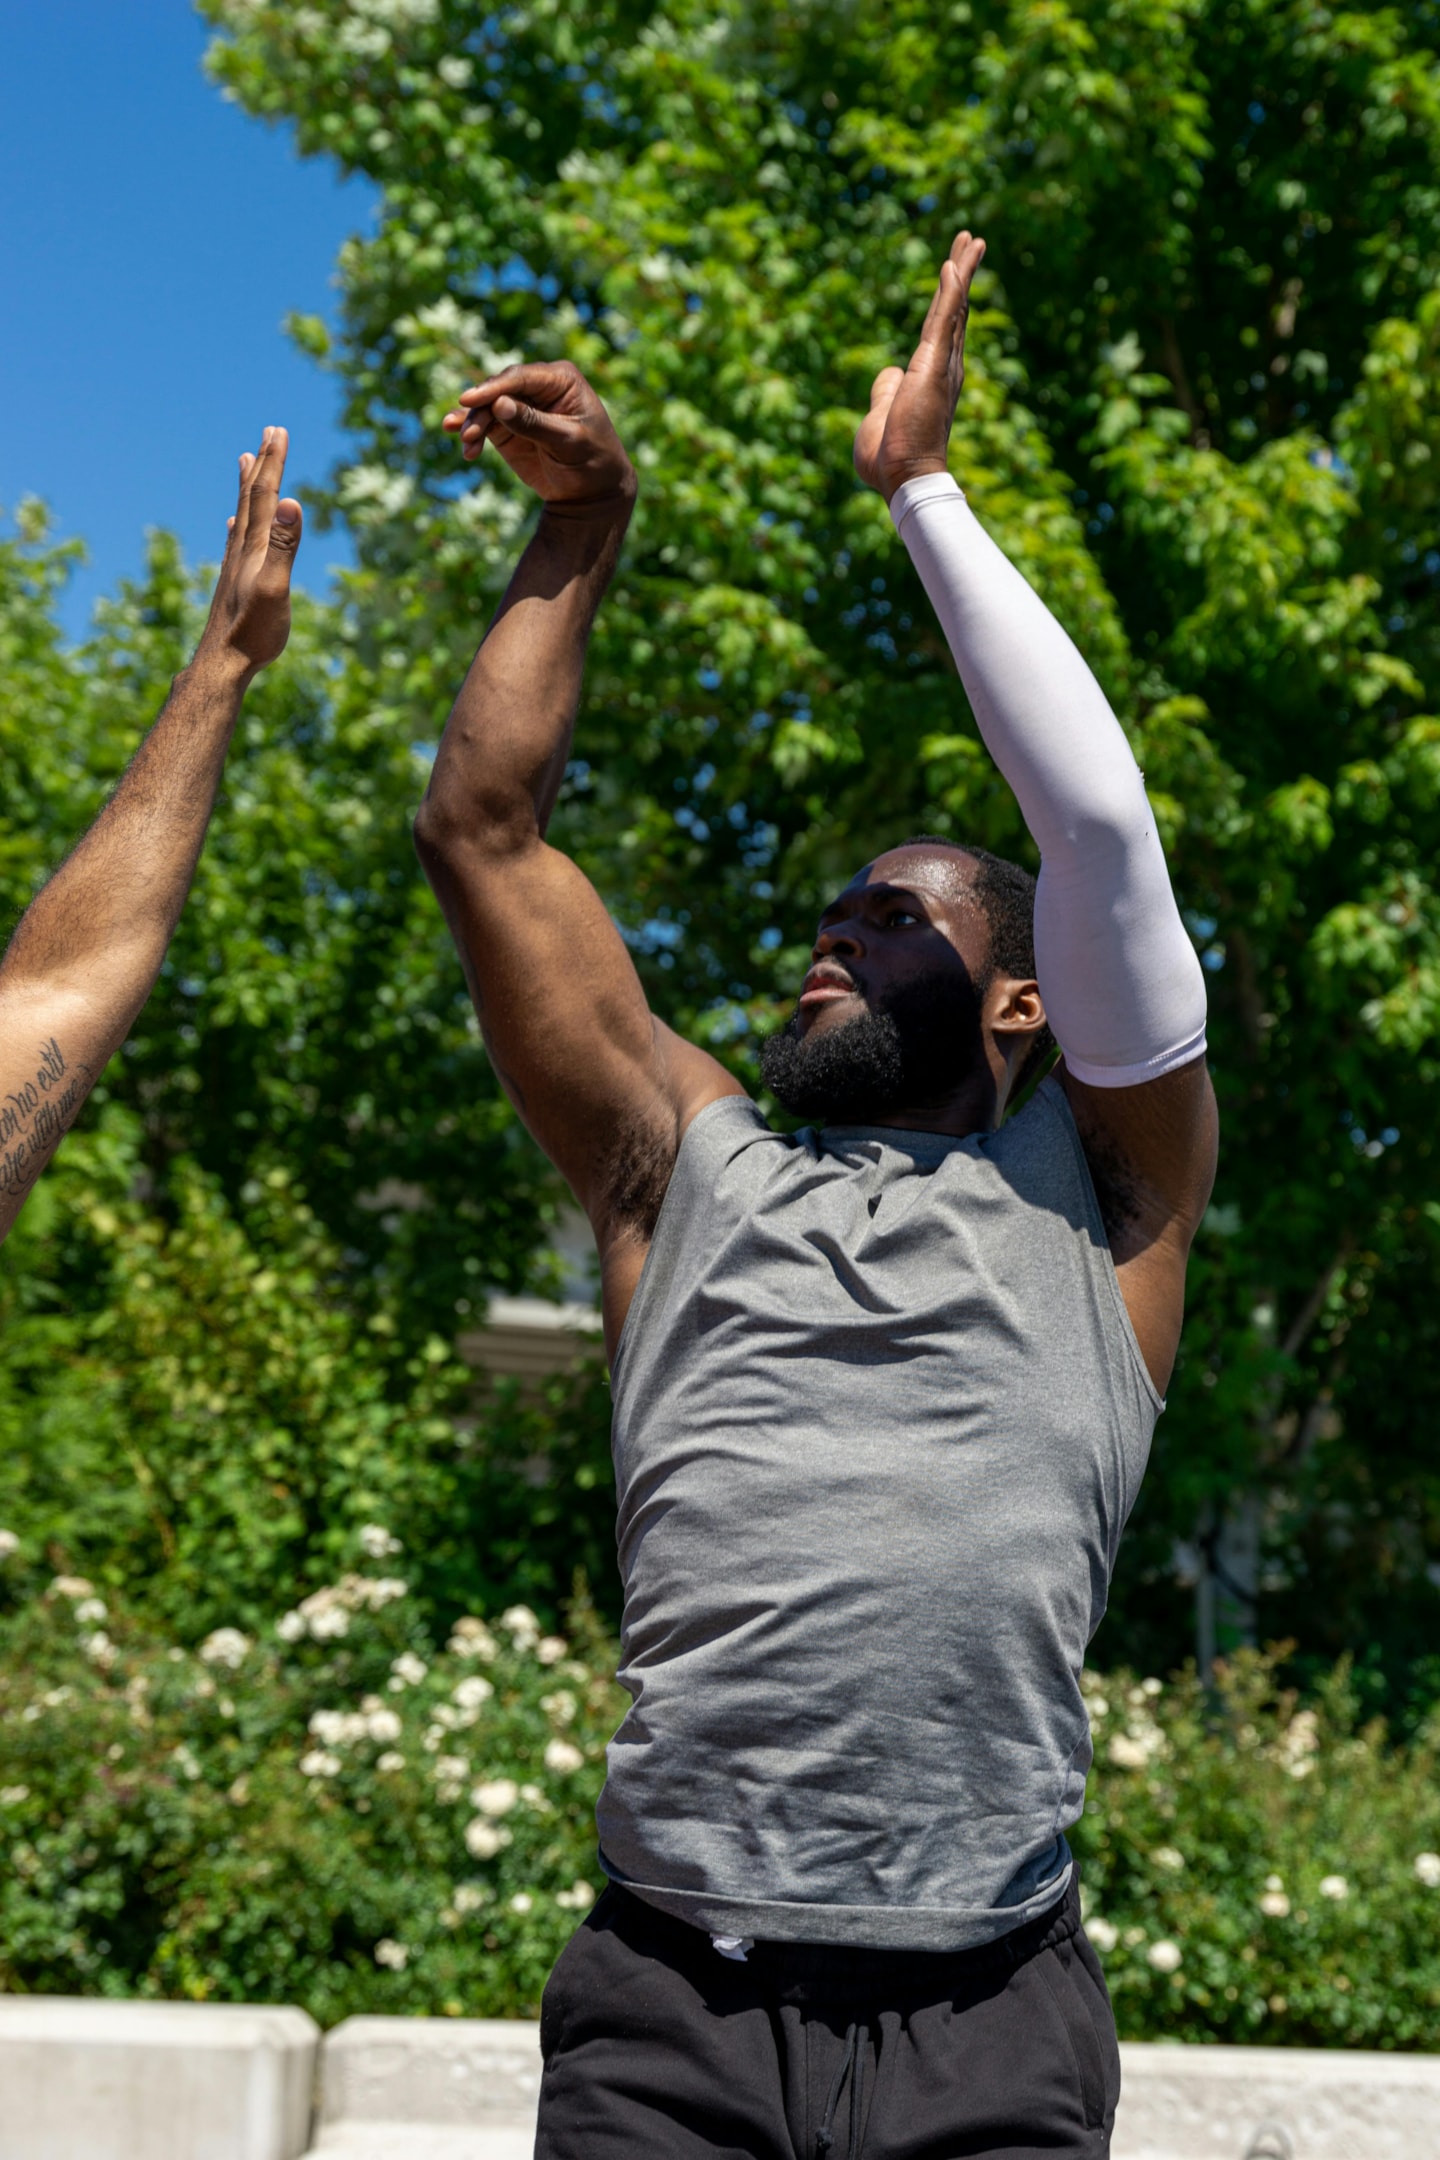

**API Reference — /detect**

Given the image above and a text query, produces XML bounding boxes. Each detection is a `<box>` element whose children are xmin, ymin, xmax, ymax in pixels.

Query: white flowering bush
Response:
<box><xmin>0</xmin><ymin>1541</ymin><xmax>622</xmax><ymax>2022</ymax></box>
<box><xmin>2</xmin><ymin>1545</ymin><xmax>1438</xmax><ymax>2044</ymax></box>
<box><xmin>1072</xmin><ymin>1654</ymin><xmax>1440</xmax><ymax>2048</ymax></box>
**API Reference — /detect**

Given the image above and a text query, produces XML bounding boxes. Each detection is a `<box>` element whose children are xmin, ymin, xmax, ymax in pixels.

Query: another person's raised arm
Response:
<box><xmin>0</xmin><ymin>430</ymin><xmax>303</xmax><ymax>1243</ymax></box>
<box><xmin>415</xmin><ymin>364</ymin><xmax>738</xmax><ymax>1348</ymax></box>
<box><xmin>855</xmin><ymin>236</ymin><xmax>1216</xmax><ymax>1387</ymax></box>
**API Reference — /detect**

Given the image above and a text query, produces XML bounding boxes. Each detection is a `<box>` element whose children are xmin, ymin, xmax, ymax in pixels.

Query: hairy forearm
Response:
<box><xmin>0</xmin><ymin>645</ymin><xmax>250</xmax><ymax>1020</ymax></box>
<box><xmin>0</xmin><ymin>643</ymin><xmax>252</xmax><ymax>1239</ymax></box>
<box><xmin>418</xmin><ymin>500</ymin><xmax>631</xmax><ymax>853</ymax></box>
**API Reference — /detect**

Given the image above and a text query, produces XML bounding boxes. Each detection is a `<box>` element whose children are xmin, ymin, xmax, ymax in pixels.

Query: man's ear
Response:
<box><xmin>988</xmin><ymin>976</ymin><xmax>1047</xmax><ymax>1066</ymax></box>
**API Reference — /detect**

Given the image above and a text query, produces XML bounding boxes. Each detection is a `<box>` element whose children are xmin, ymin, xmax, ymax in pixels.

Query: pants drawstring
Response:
<box><xmin>814</xmin><ymin>2017</ymin><xmax>867</xmax><ymax>2158</ymax></box>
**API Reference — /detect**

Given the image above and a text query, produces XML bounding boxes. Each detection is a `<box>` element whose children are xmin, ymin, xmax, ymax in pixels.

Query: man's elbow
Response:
<box><xmin>412</xmin><ymin>784</ymin><xmax>538</xmax><ymax>874</ymax></box>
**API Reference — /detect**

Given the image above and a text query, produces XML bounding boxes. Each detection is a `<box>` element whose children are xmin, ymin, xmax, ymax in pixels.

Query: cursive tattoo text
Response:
<box><xmin>0</xmin><ymin>1039</ymin><xmax>93</xmax><ymax>1198</ymax></box>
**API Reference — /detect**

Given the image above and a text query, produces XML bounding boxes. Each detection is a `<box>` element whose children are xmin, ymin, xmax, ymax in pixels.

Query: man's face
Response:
<box><xmin>760</xmin><ymin>844</ymin><xmax>999</xmax><ymax>1124</ymax></box>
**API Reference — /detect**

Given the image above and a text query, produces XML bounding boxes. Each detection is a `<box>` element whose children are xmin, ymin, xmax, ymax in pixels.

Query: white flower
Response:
<box><xmin>390</xmin><ymin>1652</ymin><xmax>428</xmax><ymax>1689</ymax></box>
<box><xmin>509</xmin><ymin>1892</ymin><xmax>533</xmax><ymax>1915</ymax></box>
<box><xmin>299</xmin><ymin>1749</ymin><xmax>342</xmax><ymax>1779</ymax></box>
<box><xmin>1087</xmin><ymin>1697</ymin><xmax>1110</xmax><ymax>1721</ymax></box>
<box><xmin>0</xmin><ymin>1786</ymin><xmax>29</xmax><ymax>1805</ymax></box>
<box><xmin>464</xmin><ymin>1819</ymin><xmax>504</xmax><ymax>1859</ymax></box>
<box><xmin>0</xmin><ymin>1531</ymin><xmax>19</xmax><ymax>1561</ymax></box>
<box><xmin>171</xmin><ymin>1745</ymin><xmax>201</xmax><ymax>1781</ymax></box>
<box><xmin>536</xmin><ymin>1636</ymin><xmax>568</xmax><ymax>1666</ymax></box>
<box><xmin>308</xmin><ymin>1608</ymin><xmax>350</xmax><ymax>1641</ymax></box>
<box><xmin>541</xmin><ymin>1690</ymin><xmax>577</xmax><ymax>1727</ymax></box>
<box><xmin>83</xmin><ymin>1631</ymin><xmax>115</xmax><ymax>1666</ymax></box>
<box><xmin>1107</xmin><ymin>1733</ymin><xmax>1155</xmax><ymax>1770</ymax></box>
<box><xmin>519</xmin><ymin>1783</ymin><xmax>548</xmax><ymax>1809</ymax></box>
<box><xmin>1318</xmin><ymin>1875</ymin><xmax>1348</xmax><ymax>1900</ymax></box>
<box><xmin>448</xmin><ymin>1617</ymin><xmax>497</xmax><ymax>1660</ymax></box>
<box><xmin>1141</xmin><ymin>1677</ymin><xmax>1163</xmax><ymax>1697</ymax></box>
<box><xmin>359</xmin><ymin>1524</ymin><xmax>403</xmax><ymax>1558</ymax></box>
<box><xmin>1259</xmin><ymin>1892</ymin><xmax>1291</xmax><ymax>1918</ymax></box>
<box><xmin>276</xmin><ymin>1611</ymin><xmax>306</xmax><ymax>1643</ymax></box>
<box><xmin>1152</xmin><ymin>1846</ymin><xmax>1185</xmax><ymax>1872</ymax></box>
<box><xmin>374</xmin><ymin>1938</ymin><xmax>409</xmax><ymax>1970</ymax></box>
<box><xmin>309</xmin><ymin>1709</ymin><xmax>369</xmax><ymax>1747</ymax></box>
<box><xmin>471</xmin><ymin>1777</ymin><xmax>519</xmax><ymax>1817</ymax></box>
<box><xmin>1146</xmin><ymin>1939</ymin><xmax>1182</xmax><ymax>1973</ymax></box>
<box><xmin>544</xmin><ymin>1738</ymin><xmax>584</xmax><ymax>1775</ymax></box>
<box><xmin>453</xmin><ymin>1675</ymin><xmax>494</xmax><ymax>1711</ymax></box>
<box><xmin>75</xmin><ymin>1596</ymin><xmax>109</xmax><ymax>1624</ymax></box>
<box><xmin>376</xmin><ymin>1751</ymin><xmax>406</xmax><ymax>1773</ymax></box>
<box><xmin>1087</xmin><ymin>1917</ymin><xmax>1118</xmax><ymax>1953</ymax></box>
<box><xmin>50</xmin><ymin>1575</ymin><xmax>93</xmax><ymax>1599</ymax></box>
<box><xmin>356</xmin><ymin>1577</ymin><xmax>408</xmax><ymax>1609</ymax></box>
<box><xmin>199</xmin><ymin>1628</ymin><xmax>251</xmax><ymax>1670</ymax></box>
<box><xmin>339</xmin><ymin>464</ymin><xmax>414</xmax><ymax>518</ymax></box>
<box><xmin>555</xmin><ymin>1880</ymin><xmax>596</xmax><ymax>1911</ymax></box>
<box><xmin>432</xmin><ymin>1755</ymin><xmax>469</xmax><ymax>1784</ymax></box>
<box><xmin>452</xmin><ymin>1883</ymin><xmax>489</xmax><ymax>1914</ymax></box>
<box><xmin>500</xmin><ymin>1604</ymin><xmax>540</xmax><ymax>1650</ymax></box>
<box><xmin>367</xmin><ymin>1708</ymin><xmax>403</xmax><ymax>1744</ymax></box>
<box><xmin>437</xmin><ymin>54</ymin><xmax>473</xmax><ymax>86</ymax></box>
<box><xmin>336</xmin><ymin>20</ymin><xmax>391</xmax><ymax>58</ymax></box>
<box><xmin>1277</xmin><ymin>1709</ymin><xmax>1319</xmax><ymax>1777</ymax></box>
<box><xmin>1414</xmin><ymin>1852</ymin><xmax>1440</xmax><ymax>1887</ymax></box>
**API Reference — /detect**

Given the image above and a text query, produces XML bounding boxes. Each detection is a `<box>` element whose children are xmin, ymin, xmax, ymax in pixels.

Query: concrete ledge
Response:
<box><xmin>0</xmin><ymin>1996</ymin><xmax>318</xmax><ymax>2160</ymax></box>
<box><xmin>1114</xmin><ymin>2039</ymin><xmax>1440</xmax><ymax>2158</ymax></box>
<box><xmin>306</xmin><ymin>2016</ymin><xmax>541</xmax><ymax>2159</ymax></box>
<box><xmin>309</xmin><ymin>2024</ymin><xmax>1440</xmax><ymax>2159</ymax></box>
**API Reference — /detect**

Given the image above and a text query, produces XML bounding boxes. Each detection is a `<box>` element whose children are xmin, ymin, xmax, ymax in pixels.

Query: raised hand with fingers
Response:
<box><xmin>854</xmin><ymin>230</ymin><xmax>987</xmax><ymax>505</ymax></box>
<box><xmin>442</xmin><ymin>361</ymin><xmax>636</xmax><ymax>517</ymax></box>
<box><xmin>199</xmin><ymin>424</ymin><xmax>304</xmax><ymax>676</ymax></box>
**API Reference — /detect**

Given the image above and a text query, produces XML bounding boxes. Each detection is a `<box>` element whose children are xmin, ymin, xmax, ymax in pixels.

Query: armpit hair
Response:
<box><xmin>599</xmin><ymin>1104</ymin><xmax>681</xmax><ymax>1244</ymax></box>
<box><xmin>1076</xmin><ymin>1115</ymin><xmax>1145</xmax><ymax>1248</ymax></box>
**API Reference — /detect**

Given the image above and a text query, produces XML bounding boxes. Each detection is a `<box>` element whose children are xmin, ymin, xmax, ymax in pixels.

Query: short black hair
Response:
<box><xmin>899</xmin><ymin>836</ymin><xmax>1057</xmax><ymax>1092</ymax></box>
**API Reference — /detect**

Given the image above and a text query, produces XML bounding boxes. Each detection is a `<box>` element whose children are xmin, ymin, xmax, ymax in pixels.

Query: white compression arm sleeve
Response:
<box><xmin>891</xmin><ymin>472</ymin><xmax>1207</xmax><ymax>1088</ymax></box>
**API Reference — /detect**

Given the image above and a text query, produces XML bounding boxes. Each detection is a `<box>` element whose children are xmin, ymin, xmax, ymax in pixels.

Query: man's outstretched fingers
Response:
<box><xmin>244</xmin><ymin>427</ymin><xmax>288</xmax><ymax>551</ymax></box>
<box><xmin>230</xmin><ymin>451</ymin><xmax>257</xmax><ymax>552</ymax></box>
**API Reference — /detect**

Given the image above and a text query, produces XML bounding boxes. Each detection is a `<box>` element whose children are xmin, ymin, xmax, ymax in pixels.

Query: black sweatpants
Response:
<box><xmin>536</xmin><ymin>1877</ymin><xmax>1121</xmax><ymax>2158</ymax></box>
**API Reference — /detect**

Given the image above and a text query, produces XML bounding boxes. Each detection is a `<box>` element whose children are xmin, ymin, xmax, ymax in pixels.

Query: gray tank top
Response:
<box><xmin>598</xmin><ymin>1077</ymin><xmax>1161</xmax><ymax>1951</ymax></box>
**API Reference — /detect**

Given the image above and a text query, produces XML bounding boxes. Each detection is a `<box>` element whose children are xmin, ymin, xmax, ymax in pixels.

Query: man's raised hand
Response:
<box><xmin>443</xmin><ymin>361</ymin><xmax>636</xmax><ymax>515</ymax></box>
<box><xmin>200</xmin><ymin>426</ymin><xmax>304</xmax><ymax>677</ymax></box>
<box><xmin>854</xmin><ymin>231</ymin><xmax>986</xmax><ymax>505</ymax></box>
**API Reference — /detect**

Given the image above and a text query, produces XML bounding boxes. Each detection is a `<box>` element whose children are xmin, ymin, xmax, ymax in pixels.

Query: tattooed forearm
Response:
<box><xmin>0</xmin><ymin>1039</ymin><xmax>93</xmax><ymax>1199</ymax></box>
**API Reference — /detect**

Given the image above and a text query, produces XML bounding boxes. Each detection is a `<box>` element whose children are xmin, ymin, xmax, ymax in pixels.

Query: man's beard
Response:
<box><xmin>759</xmin><ymin>971</ymin><xmax>986</xmax><ymax>1124</ymax></box>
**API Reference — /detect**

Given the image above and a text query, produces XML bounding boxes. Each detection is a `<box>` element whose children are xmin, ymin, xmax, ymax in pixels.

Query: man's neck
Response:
<box><xmin>829</xmin><ymin>1070</ymin><xmax>1008</xmax><ymax>1138</ymax></box>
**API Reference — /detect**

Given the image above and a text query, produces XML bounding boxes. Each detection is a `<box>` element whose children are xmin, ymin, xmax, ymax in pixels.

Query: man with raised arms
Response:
<box><xmin>417</xmin><ymin>233</ymin><xmax>1216</xmax><ymax>2158</ymax></box>
<box><xmin>0</xmin><ymin>431</ymin><xmax>303</xmax><ymax>1246</ymax></box>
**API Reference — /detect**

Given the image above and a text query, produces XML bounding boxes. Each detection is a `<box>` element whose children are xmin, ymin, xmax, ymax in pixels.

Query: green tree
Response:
<box><xmin>197</xmin><ymin>0</ymin><xmax>1440</xmax><ymax>1692</ymax></box>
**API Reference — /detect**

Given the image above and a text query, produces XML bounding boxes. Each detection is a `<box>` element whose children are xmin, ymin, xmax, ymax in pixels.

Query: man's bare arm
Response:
<box><xmin>0</xmin><ymin>429</ymin><xmax>303</xmax><ymax>1242</ymax></box>
<box><xmin>415</xmin><ymin>363</ymin><xmax>739</xmax><ymax>1345</ymax></box>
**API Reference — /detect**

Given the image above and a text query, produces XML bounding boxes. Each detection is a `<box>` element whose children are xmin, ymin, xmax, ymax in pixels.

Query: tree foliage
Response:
<box><xmin>182</xmin><ymin>0</ymin><xmax>1440</xmax><ymax>1687</ymax></box>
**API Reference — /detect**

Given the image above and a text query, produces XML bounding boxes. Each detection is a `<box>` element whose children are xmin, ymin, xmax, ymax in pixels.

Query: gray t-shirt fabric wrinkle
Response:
<box><xmin>598</xmin><ymin>1075</ymin><xmax>1162</xmax><ymax>1953</ymax></box>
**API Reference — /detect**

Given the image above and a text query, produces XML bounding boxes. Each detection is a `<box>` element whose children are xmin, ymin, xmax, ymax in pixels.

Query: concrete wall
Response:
<box><xmin>0</xmin><ymin>1996</ymin><xmax>1437</xmax><ymax>2157</ymax></box>
<box><xmin>0</xmin><ymin>1997</ymin><xmax>317</xmax><ymax>2160</ymax></box>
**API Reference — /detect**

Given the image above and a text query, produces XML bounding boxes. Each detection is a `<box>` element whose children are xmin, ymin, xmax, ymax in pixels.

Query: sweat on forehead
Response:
<box><xmin>846</xmin><ymin>841</ymin><xmax>983</xmax><ymax>900</ymax></box>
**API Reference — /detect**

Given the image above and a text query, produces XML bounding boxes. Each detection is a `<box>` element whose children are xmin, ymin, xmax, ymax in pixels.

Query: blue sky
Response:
<box><xmin>0</xmin><ymin>1</ymin><xmax>377</xmax><ymax>638</ymax></box>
